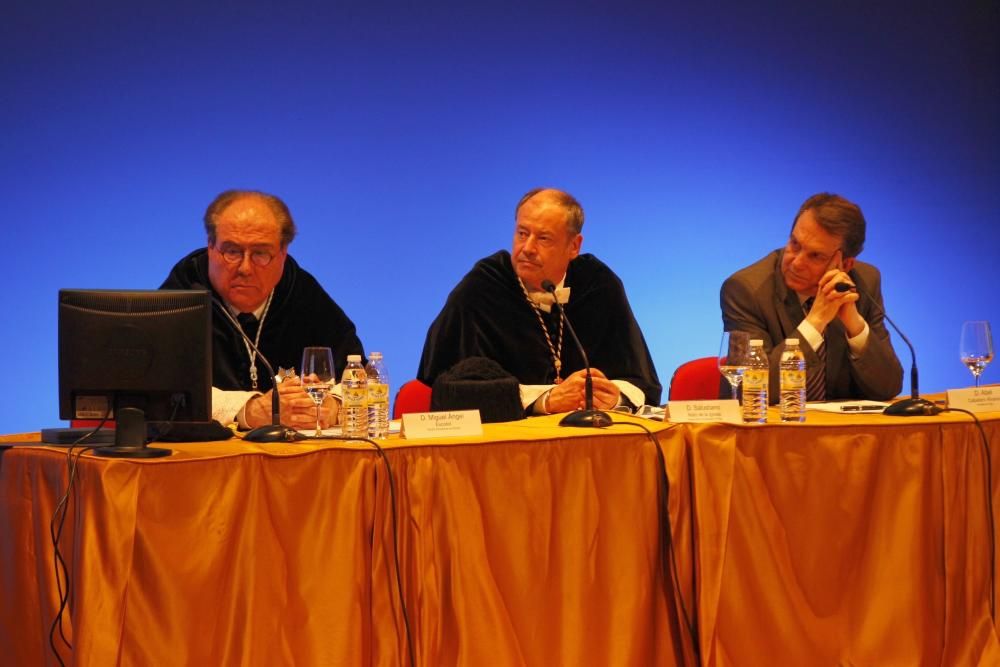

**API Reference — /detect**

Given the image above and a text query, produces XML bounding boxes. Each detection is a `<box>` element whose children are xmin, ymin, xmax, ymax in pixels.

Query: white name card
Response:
<box><xmin>401</xmin><ymin>410</ymin><xmax>483</xmax><ymax>439</ymax></box>
<box><xmin>947</xmin><ymin>386</ymin><xmax>1000</xmax><ymax>413</ymax></box>
<box><xmin>667</xmin><ymin>400</ymin><xmax>742</xmax><ymax>424</ymax></box>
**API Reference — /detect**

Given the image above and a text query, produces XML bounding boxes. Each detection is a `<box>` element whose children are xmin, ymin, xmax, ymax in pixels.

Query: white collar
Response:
<box><xmin>525</xmin><ymin>275</ymin><xmax>570</xmax><ymax>313</ymax></box>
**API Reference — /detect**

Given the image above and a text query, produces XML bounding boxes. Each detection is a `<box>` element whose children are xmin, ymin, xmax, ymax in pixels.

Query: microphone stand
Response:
<box><xmin>206</xmin><ymin>291</ymin><xmax>307</xmax><ymax>442</ymax></box>
<box><xmin>541</xmin><ymin>281</ymin><xmax>613</xmax><ymax>428</ymax></box>
<box><xmin>836</xmin><ymin>282</ymin><xmax>941</xmax><ymax>416</ymax></box>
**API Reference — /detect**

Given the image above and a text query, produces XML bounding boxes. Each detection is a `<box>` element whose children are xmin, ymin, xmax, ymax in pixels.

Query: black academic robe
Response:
<box><xmin>160</xmin><ymin>249</ymin><xmax>364</xmax><ymax>393</ymax></box>
<box><xmin>417</xmin><ymin>250</ymin><xmax>662</xmax><ymax>405</ymax></box>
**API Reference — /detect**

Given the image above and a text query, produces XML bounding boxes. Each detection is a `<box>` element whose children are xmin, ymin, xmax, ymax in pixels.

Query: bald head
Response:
<box><xmin>515</xmin><ymin>188</ymin><xmax>585</xmax><ymax>236</ymax></box>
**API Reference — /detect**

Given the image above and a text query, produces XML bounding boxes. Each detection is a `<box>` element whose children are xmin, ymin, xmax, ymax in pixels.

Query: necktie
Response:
<box><xmin>803</xmin><ymin>298</ymin><xmax>826</xmax><ymax>401</ymax></box>
<box><xmin>237</xmin><ymin>312</ymin><xmax>259</xmax><ymax>339</ymax></box>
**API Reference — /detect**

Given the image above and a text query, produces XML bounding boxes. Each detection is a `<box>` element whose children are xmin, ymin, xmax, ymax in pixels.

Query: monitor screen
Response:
<box><xmin>58</xmin><ymin>289</ymin><xmax>212</xmax><ymax>424</ymax></box>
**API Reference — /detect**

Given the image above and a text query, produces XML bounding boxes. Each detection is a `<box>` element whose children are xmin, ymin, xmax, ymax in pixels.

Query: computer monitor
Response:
<box><xmin>58</xmin><ymin>289</ymin><xmax>212</xmax><ymax>455</ymax></box>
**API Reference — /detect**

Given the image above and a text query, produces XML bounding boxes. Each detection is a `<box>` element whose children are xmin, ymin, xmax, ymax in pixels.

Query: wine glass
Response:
<box><xmin>301</xmin><ymin>346</ymin><xmax>336</xmax><ymax>436</ymax></box>
<box><xmin>960</xmin><ymin>321</ymin><xmax>994</xmax><ymax>387</ymax></box>
<box><xmin>719</xmin><ymin>331</ymin><xmax>750</xmax><ymax>401</ymax></box>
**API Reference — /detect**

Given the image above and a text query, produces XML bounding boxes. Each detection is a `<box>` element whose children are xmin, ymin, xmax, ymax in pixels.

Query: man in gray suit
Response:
<box><xmin>720</xmin><ymin>193</ymin><xmax>903</xmax><ymax>402</ymax></box>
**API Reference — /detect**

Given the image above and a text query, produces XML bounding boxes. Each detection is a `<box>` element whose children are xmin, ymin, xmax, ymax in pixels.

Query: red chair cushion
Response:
<box><xmin>668</xmin><ymin>356</ymin><xmax>721</xmax><ymax>401</ymax></box>
<box><xmin>392</xmin><ymin>380</ymin><xmax>432</xmax><ymax>419</ymax></box>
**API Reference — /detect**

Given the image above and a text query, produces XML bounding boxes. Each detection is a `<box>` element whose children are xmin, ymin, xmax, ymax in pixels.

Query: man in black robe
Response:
<box><xmin>418</xmin><ymin>188</ymin><xmax>660</xmax><ymax>413</ymax></box>
<box><xmin>161</xmin><ymin>189</ymin><xmax>364</xmax><ymax>429</ymax></box>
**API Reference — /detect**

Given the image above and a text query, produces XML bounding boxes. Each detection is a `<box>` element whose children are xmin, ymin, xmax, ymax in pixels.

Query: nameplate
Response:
<box><xmin>666</xmin><ymin>400</ymin><xmax>742</xmax><ymax>424</ymax></box>
<box><xmin>947</xmin><ymin>386</ymin><xmax>1000</xmax><ymax>413</ymax></box>
<box><xmin>401</xmin><ymin>410</ymin><xmax>483</xmax><ymax>438</ymax></box>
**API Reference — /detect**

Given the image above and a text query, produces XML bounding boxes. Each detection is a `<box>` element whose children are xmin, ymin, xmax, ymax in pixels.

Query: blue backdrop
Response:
<box><xmin>3</xmin><ymin>0</ymin><xmax>998</xmax><ymax>432</ymax></box>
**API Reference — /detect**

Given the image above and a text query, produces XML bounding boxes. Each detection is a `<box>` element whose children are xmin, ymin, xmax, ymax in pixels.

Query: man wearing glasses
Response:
<box><xmin>161</xmin><ymin>189</ymin><xmax>365</xmax><ymax>429</ymax></box>
<box><xmin>720</xmin><ymin>192</ymin><xmax>903</xmax><ymax>402</ymax></box>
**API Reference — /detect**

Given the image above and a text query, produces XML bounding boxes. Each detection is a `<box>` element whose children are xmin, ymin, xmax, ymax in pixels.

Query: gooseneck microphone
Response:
<box><xmin>194</xmin><ymin>283</ymin><xmax>306</xmax><ymax>442</ymax></box>
<box><xmin>834</xmin><ymin>282</ymin><xmax>941</xmax><ymax>416</ymax></box>
<box><xmin>541</xmin><ymin>280</ymin><xmax>613</xmax><ymax>428</ymax></box>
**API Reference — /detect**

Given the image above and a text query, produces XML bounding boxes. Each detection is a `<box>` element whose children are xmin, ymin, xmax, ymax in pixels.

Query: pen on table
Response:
<box><xmin>840</xmin><ymin>405</ymin><xmax>885</xmax><ymax>412</ymax></box>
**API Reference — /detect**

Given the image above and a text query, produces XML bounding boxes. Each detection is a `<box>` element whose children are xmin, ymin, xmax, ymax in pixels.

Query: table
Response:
<box><xmin>2</xmin><ymin>409</ymin><xmax>999</xmax><ymax>666</ymax></box>
<box><xmin>1</xmin><ymin>418</ymin><xmax>690</xmax><ymax>666</ymax></box>
<box><xmin>689</xmin><ymin>409</ymin><xmax>1000</xmax><ymax>666</ymax></box>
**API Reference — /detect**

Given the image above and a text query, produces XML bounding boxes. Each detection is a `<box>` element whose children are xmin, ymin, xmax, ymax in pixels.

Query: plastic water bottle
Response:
<box><xmin>365</xmin><ymin>352</ymin><xmax>390</xmax><ymax>439</ymax></box>
<box><xmin>341</xmin><ymin>354</ymin><xmax>368</xmax><ymax>438</ymax></box>
<box><xmin>779</xmin><ymin>338</ymin><xmax>806</xmax><ymax>423</ymax></box>
<box><xmin>742</xmin><ymin>339</ymin><xmax>769</xmax><ymax>423</ymax></box>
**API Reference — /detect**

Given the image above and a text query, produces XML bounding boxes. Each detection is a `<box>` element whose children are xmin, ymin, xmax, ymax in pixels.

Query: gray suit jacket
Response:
<box><xmin>720</xmin><ymin>249</ymin><xmax>903</xmax><ymax>402</ymax></box>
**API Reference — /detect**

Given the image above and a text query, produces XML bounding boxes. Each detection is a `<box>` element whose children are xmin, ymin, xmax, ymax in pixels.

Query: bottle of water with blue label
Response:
<box><xmin>779</xmin><ymin>338</ymin><xmax>806</xmax><ymax>422</ymax></box>
<box><xmin>341</xmin><ymin>354</ymin><xmax>368</xmax><ymax>438</ymax></box>
<box><xmin>364</xmin><ymin>352</ymin><xmax>390</xmax><ymax>439</ymax></box>
<box><xmin>742</xmin><ymin>339</ymin><xmax>769</xmax><ymax>423</ymax></box>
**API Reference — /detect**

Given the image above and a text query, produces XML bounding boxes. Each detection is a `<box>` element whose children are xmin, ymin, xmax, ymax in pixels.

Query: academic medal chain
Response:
<box><xmin>518</xmin><ymin>278</ymin><xmax>565</xmax><ymax>383</ymax></box>
<box><xmin>241</xmin><ymin>291</ymin><xmax>274</xmax><ymax>390</ymax></box>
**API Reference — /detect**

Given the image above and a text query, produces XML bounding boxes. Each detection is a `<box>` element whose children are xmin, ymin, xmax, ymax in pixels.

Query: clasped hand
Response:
<box><xmin>807</xmin><ymin>267</ymin><xmax>865</xmax><ymax>337</ymax></box>
<box><xmin>545</xmin><ymin>368</ymin><xmax>620</xmax><ymax>413</ymax></box>
<box><xmin>245</xmin><ymin>375</ymin><xmax>340</xmax><ymax>430</ymax></box>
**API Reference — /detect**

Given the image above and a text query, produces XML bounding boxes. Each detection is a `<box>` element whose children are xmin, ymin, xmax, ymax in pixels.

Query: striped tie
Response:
<box><xmin>803</xmin><ymin>298</ymin><xmax>826</xmax><ymax>401</ymax></box>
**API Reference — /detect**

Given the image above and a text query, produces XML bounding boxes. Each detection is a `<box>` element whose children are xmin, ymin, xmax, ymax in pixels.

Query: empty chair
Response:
<box><xmin>392</xmin><ymin>379</ymin><xmax>432</xmax><ymax>418</ymax></box>
<box><xmin>668</xmin><ymin>356</ymin><xmax>721</xmax><ymax>401</ymax></box>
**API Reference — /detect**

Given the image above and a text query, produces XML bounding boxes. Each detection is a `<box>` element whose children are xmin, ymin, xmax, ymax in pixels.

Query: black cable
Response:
<box><xmin>609</xmin><ymin>419</ymin><xmax>701</xmax><ymax>665</ymax></box>
<box><xmin>306</xmin><ymin>433</ymin><xmax>415</xmax><ymax>667</ymax></box>
<box><xmin>49</xmin><ymin>419</ymin><xmax>107</xmax><ymax>667</ymax></box>
<box><xmin>146</xmin><ymin>395</ymin><xmax>184</xmax><ymax>442</ymax></box>
<box><xmin>51</xmin><ymin>438</ymin><xmax>102</xmax><ymax>655</ymax></box>
<box><xmin>940</xmin><ymin>407</ymin><xmax>995</xmax><ymax>622</ymax></box>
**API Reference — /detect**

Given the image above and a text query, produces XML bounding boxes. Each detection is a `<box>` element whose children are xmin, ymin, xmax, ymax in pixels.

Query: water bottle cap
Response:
<box><xmin>347</xmin><ymin>354</ymin><xmax>362</xmax><ymax>362</ymax></box>
<box><xmin>785</xmin><ymin>338</ymin><xmax>799</xmax><ymax>345</ymax></box>
<box><xmin>368</xmin><ymin>351</ymin><xmax>382</xmax><ymax>359</ymax></box>
<box><xmin>749</xmin><ymin>339</ymin><xmax>763</xmax><ymax>346</ymax></box>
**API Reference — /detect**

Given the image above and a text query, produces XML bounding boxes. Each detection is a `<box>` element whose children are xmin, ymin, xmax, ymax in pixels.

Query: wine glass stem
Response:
<box><xmin>728</xmin><ymin>380</ymin><xmax>743</xmax><ymax>405</ymax></box>
<box><xmin>315</xmin><ymin>405</ymin><xmax>322</xmax><ymax>436</ymax></box>
<box><xmin>976</xmin><ymin>374</ymin><xmax>981</xmax><ymax>388</ymax></box>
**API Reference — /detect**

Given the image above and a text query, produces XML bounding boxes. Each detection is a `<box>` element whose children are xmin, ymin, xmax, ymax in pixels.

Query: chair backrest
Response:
<box><xmin>392</xmin><ymin>379</ymin><xmax>432</xmax><ymax>419</ymax></box>
<box><xmin>668</xmin><ymin>356</ymin><xmax>721</xmax><ymax>401</ymax></box>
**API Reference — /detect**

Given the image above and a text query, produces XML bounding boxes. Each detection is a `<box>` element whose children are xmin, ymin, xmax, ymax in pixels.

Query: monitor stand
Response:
<box><xmin>94</xmin><ymin>407</ymin><xmax>171</xmax><ymax>458</ymax></box>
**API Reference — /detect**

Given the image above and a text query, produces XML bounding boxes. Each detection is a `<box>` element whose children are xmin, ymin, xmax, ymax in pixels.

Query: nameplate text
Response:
<box><xmin>402</xmin><ymin>410</ymin><xmax>483</xmax><ymax>438</ymax></box>
<box><xmin>667</xmin><ymin>400</ymin><xmax>742</xmax><ymax>424</ymax></box>
<box><xmin>947</xmin><ymin>386</ymin><xmax>1000</xmax><ymax>413</ymax></box>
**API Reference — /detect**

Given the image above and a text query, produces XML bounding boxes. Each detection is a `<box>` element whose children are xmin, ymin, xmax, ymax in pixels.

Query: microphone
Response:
<box><xmin>541</xmin><ymin>280</ymin><xmax>612</xmax><ymax>428</ymax></box>
<box><xmin>193</xmin><ymin>283</ymin><xmax>306</xmax><ymax>442</ymax></box>
<box><xmin>834</xmin><ymin>282</ymin><xmax>941</xmax><ymax>416</ymax></box>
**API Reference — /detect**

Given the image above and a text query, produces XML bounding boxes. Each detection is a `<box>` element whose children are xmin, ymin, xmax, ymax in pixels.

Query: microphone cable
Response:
<box><xmin>49</xmin><ymin>416</ymin><xmax>109</xmax><ymax>667</ymax></box>
<box><xmin>306</xmin><ymin>433</ymin><xmax>415</xmax><ymax>667</ymax></box>
<box><xmin>609</xmin><ymin>419</ymin><xmax>701</xmax><ymax>666</ymax></box>
<box><xmin>939</xmin><ymin>407</ymin><xmax>996</xmax><ymax>622</ymax></box>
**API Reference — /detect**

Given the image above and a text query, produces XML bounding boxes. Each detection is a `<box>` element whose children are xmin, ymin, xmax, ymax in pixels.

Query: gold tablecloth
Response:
<box><xmin>688</xmin><ymin>409</ymin><xmax>1000</xmax><ymax>666</ymax></box>
<box><xmin>2</xmin><ymin>409</ymin><xmax>998</xmax><ymax>666</ymax></box>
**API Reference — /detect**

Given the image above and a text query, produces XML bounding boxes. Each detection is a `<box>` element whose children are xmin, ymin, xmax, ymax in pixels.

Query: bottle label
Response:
<box><xmin>367</xmin><ymin>382</ymin><xmax>388</xmax><ymax>405</ymax></box>
<box><xmin>343</xmin><ymin>385</ymin><xmax>367</xmax><ymax>406</ymax></box>
<box><xmin>744</xmin><ymin>369</ymin><xmax>768</xmax><ymax>390</ymax></box>
<box><xmin>781</xmin><ymin>369</ymin><xmax>805</xmax><ymax>389</ymax></box>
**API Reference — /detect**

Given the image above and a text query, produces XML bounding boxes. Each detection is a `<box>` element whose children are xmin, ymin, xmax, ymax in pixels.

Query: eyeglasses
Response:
<box><xmin>786</xmin><ymin>237</ymin><xmax>840</xmax><ymax>267</ymax></box>
<box><xmin>215</xmin><ymin>243</ymin><xmax>276</xmax><ymax>267</ymax></box>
